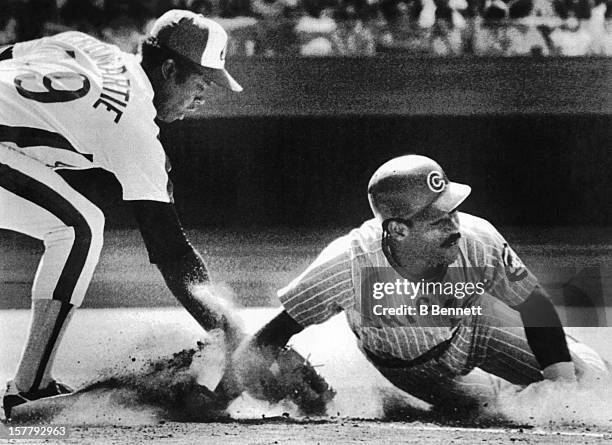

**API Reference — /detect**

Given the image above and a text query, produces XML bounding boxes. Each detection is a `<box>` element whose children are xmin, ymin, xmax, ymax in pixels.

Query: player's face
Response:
<box><xmin>155</xmin><ymin>65</ymin><xmax>214</xmax><ymax>122</ymax></box>
<box><xmin>406</xmin><ymin>209</ymin><xmax>461</xmax><ymax>267</ymax></box>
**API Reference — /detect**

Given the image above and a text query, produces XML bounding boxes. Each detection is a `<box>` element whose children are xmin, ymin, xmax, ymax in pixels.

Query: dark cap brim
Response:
<box><xmin>431</xmin><ymin>182</ymin><xmax>471</xmax><ymax>213</ymax></box>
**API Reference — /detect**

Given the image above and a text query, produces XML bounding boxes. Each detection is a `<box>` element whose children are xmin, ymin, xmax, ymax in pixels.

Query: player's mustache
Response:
<box><xmin>441</xmin><ymin>233</ymin><xmax>461</xmax><ymax>248</ymax></box>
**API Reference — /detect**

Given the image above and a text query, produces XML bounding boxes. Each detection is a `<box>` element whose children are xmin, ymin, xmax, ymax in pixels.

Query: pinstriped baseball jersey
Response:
<box><xmin>278</xmin><ymin>213</ymin><xmax>538</xmax><ymax>362</ymax></box>
<box><xmin>0</xmin><ymin>31</ymin><xmax>170</xmax><ymax>202</ymax></box>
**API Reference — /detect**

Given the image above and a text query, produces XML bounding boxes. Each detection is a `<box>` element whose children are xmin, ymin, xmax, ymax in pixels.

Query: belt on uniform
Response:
<box><xmin>363</xmin><ymin>338</ymin><xmax>452</xmax><ymax>369</ymax></box>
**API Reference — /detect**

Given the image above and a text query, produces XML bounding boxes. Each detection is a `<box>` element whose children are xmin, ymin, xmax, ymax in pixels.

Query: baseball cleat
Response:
<box><xmin>2</xmin><ymin>380</ymin><xmax>73</xmax><ymax>420</ymax></box>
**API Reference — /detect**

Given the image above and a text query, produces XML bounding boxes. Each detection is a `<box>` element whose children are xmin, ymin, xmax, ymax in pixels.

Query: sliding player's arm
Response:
<box><xmin>486</xmin><ymin>229</ymin><xmax>574</xmax><ymax>381</ymax></box>
<box><xmin>217</xmin><ymin>236</ymin><xmax>355</xmax><ymax>399</ymax></box>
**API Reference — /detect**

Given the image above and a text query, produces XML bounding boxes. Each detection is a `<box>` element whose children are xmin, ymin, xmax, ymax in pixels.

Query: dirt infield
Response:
<box><xmin>2</xmin><ymin>309</ymin><xmax>612</xmax><ymax>444</ymax></box>
<box><xmin>2</xmin><ymin>228</ymin><xmax>612</xmax><ymax>443</ymax></box>
<box><xmin>58</xmin><ymin>422</ymin><xmax>612</xmax><ymax>445</ymax></box>
<box><xmin>3</xmin><ymin>420</ymin><xmax>611</xmax><ymax>445</ymax></box>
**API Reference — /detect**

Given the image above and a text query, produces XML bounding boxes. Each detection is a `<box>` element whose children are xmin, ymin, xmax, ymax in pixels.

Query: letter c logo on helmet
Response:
<box><xmin>427</xmin><ymin>171</ymin><xmax>446</xmax><ymax>193</ymax></box>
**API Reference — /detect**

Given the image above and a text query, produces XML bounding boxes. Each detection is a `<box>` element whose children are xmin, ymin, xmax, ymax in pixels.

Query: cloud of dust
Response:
<box><xmin>41</xmin><ymin>325</ymin><xmax>230</xmax><ymax>425</ymax></box>
<box><xmin>36</xmin><ymin>330</ymin><xmax>612</xmax><ymax>429</ymax></box>
<box><xmin>19</xmin><ymin>301</ymin><xmax>612</xmax><ymax>429</ymax></box>
<box><xmin>52</xmin><ymin>389</ymin><xmax>160</xmax><ymax>426</ymax></box>
<box><xmin>494</xmin><ymin>377</ymin><xmax>612</xmax><ymax>428</ymax></box>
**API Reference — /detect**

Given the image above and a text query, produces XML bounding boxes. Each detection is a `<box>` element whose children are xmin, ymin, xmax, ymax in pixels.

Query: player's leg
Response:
<box><xmin>440</xmin><ymin>295</ymin><xmax>543</xmax><ymax>386</ymax></box>
<box><xmin>361</xmin><ymin>301</ymin><xmax>530</xmax><ymax>409</ymax></box>
<box><xmin>0</xmin><ymin>148</ymin><xmax>104</xmax><ymax>402</ymax></box>
<box><xmin>445</xmin><ymin>293</ymin><xmax>609</xmax><ymax>385</ymax></box>
<box><xmin>371</xmin><ymin>296</ymin><xmax>609</xmax><ymax>411</ymax></box>
<box><xmin>372</xmin><ymin>357</ymin><xmax>507</xmax><ymax>412</ymax></box>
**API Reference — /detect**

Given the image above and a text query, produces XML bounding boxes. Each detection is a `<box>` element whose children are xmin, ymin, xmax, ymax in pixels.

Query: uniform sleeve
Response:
<box><xmin>484</xmin><ymin>225</ymin><xmax>539</xmax><ymax>307</ymax></box>
<box><xmin>278</xmin><ymin>236</ymin><xmax>355</xmax><ymax>328</ymax></box>
<box><xmin>96</xmin><ymin>92</ymin><xmax>172</xmax><ymax>203</ymax></box>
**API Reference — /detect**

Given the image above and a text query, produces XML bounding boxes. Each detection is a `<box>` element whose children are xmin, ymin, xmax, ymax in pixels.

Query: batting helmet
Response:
<box><xmin>367</xmin><ymin>154</ymin><xmax>471</xmax><ymax>221</ymax></box>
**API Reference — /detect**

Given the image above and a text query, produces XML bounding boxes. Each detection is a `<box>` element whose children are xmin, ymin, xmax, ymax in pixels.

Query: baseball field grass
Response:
<box><xmin>1</xmin><ymin>226</ymin><xmax>612</xmax><ymax>444</ymax></box>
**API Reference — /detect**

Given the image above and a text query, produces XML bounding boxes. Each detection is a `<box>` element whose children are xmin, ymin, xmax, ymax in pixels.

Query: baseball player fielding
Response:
<box><xmin>0</xmin><ymin>10</ymin><xmax>243</xmax><ymax>420</ymax></box>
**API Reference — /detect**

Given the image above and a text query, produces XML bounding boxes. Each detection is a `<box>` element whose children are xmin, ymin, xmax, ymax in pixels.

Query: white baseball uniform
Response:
<box><xmin>0</xmin><ymin>31</ymin><xmax>171</xmax><ymax>307</ymax></box>
<box><xmin>1</xmin><ymin>13</ymin><xmax>240</xmax><ymax>402</ymax></box>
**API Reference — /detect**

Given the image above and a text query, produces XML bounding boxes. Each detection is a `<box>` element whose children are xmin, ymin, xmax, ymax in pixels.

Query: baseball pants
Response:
<box><xmin>367</xmin><ymin>293</ymin><xmax>608</xmax><ymax>409</ymax></box>
<box><xmin>0</xmin><ymin>144</ymin><xmax>104</xmax><ymax>307</ymax></box>
<box><xmin>1</xmin><ymin>144</ymin><xmax>105</xmax><ymax>391</ymax></box>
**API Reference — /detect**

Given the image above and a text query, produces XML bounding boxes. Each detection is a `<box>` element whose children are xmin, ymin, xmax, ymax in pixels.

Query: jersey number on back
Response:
<box><xmin>14</xmin><ymin>71</ymin><xmax>90</xmax><ymax>103</ymax></box>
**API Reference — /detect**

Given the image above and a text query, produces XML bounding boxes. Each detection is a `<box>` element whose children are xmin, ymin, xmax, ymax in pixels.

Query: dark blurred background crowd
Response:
<box><xmin>1</xmin><ymin>0</ymin><xmax>611</xmax><ymax>56</ymax></box>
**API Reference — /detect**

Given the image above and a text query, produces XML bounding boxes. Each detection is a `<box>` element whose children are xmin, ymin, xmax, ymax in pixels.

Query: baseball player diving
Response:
<box><xmin>0</xmin><ymin>10</ymin><xmax>244</xmax><ymax>419</ymax></box>
<box><xmin>216</xmin><ymin>154</ymin><xmax>610</xmax><ymax>411</ymax></box>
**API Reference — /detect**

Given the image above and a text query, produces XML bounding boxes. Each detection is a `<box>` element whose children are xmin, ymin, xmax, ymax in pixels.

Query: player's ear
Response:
<box><xmin>387</xmin><ymin>220</ymin><xmax>411</xmax><ymax>238</ymax></box>
<box><xmin>161</xmin><ymin>59</ymin><xmax>177</xmax><ymax>80</ymax></box>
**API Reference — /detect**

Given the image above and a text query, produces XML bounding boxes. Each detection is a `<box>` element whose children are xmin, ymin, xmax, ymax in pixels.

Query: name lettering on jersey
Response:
<box><xmin>61</xmin><ymin>35</ymin><xmax>132</xmax><ymax>124</ymax></box>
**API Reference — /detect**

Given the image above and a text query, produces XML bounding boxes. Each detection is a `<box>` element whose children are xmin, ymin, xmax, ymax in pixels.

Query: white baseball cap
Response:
<box><xmin>149</xmin><ymin>10</ymin><xmax>243</xmax><ymax>92</ymax></box>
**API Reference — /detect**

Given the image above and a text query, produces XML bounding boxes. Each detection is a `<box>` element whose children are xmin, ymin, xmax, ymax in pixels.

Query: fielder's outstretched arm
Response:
<box><xmin>131</xmin><ymin>200</ymin><xmax>243</xmax><ymax>347</ymax></box>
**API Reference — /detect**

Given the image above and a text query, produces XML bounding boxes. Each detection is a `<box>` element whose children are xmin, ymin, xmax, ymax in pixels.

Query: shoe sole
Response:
<box><xmin>3</xmin><ymin>392</ymin><xmax>73</xmax><ymax>421</ymax></box>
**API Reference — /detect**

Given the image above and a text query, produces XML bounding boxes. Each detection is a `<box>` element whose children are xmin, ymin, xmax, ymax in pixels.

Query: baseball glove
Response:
<box><xmin>243</xmin><ymin>346</ymin><xmax>336</xmax><ymax>415</ymax></box>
